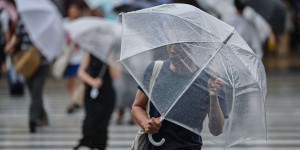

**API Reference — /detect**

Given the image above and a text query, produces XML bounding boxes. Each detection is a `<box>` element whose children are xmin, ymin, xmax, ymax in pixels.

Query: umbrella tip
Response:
<box><xmin>117</xmin><ymin>13</ymin><xmax>124</xmax><ymax>23</ymax></box>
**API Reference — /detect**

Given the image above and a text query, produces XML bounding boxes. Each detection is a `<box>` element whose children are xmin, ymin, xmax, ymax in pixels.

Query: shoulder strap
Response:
<box><xmin>147</xmin><ymin>60</ymin><xmax>163</xmax><ymax>116</ymax></box>
<box><xmin>131</xmin><ymin>61</ymin><xmax>164</xmax><ymax>150</ymax></box>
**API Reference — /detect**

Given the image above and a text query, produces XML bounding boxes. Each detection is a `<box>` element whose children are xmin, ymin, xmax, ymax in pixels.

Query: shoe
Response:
<box><xmin>116</xmin><ymin>118</ymin><xmax>123</xmax><ymax>125</ymax></box>
<box><xmin>73</xmin><ymin>144</ymin><xmax>81</xmax><ymax>150</ymax></box>
<box><xmin>29</xmin><ymin>122</ymin><xmax>36</xmax><ymax>133</ymax></box>
<box><xmin>67</xmin><ymin>104</ymin><xmax>80</xmax><ymax>114</ymax></box>
<box><xmin>37</xmin><ymin>114</ymin><xmax>49</xmax><ymax>127</ymax></box>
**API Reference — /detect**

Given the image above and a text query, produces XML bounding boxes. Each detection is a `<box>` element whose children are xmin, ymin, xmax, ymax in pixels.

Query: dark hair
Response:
<box><xmin>172</xmin><ymin>0</ymin><xmax>202</xmax><ymax>9</ymax></box>
<box><xmin>68</xmin><ymin>1</ymin><xmax>86</xmax><ymax>10</ymax></box>
<box><xmin>234</xmin><ymin>0</ymin><xmax>246</xmax><ymax>12</ymax></box>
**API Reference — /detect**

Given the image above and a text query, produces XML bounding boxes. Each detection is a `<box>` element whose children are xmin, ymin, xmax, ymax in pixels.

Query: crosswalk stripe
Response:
<box><xmin>1</xmin><ymin>76</ymin><xmax>300</xmax><ymax>149</ymax></box>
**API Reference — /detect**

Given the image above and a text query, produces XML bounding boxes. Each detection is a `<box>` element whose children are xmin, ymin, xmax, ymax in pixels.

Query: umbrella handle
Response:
<box><xmin>148</xmin><ymin>134</ymin><xmax>165</xmax><ymax>146</ymax></box>
<box><xmin>90</xmin><ymin>88</ymin><xmax>98</xmax><ymax>99</ymax></box>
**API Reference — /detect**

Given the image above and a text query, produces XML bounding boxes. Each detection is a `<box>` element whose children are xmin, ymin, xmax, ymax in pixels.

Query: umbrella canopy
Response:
<box><xmin>64</xmin><ymin>16</ymin><xmax>122</xmax><ymax>65</ymax></box>
<box><xmin>120</xmin><ymin>4</ymin><xmax>267</xmax><ymax>147</ymax></box>
<box><xmin>15</xmin><ymin>0</ymin><xmax>64</xmax><ymax>62</ymax></box>
<box><xmin>65</xmin><ymin>16</ymin><xmax>122</xmax><ymax>99</ymax></box>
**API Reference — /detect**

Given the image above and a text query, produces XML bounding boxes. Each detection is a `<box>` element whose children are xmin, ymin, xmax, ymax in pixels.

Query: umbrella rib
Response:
<box><xmin>225</xmin><ymin>52</ymin><xmax>236</xmax><ymax>145</ymax></box>
<box><xmin>161</xmin><ymin>31</ymin><xmax>234</xmax><ymax>120</ymax></box>
<box><xmin>226</xmin><ymin>48</ymin><xmax>261</xmax><ymax>86</ymax></box>
<box><xmin>225</xmin><ymin>54</ymin><xmax>267</xmax><ymax>144</ymax></box>
<box><xmin>129</xmin><ymin>11</ymin><xmax>225</xmax><ymax>42</ymax></box>
<box><xmin>119</xmin><ymin>41</ymin><xmax>221</xmax><ymax>61</ymax></box>
<box><xmin>220</xmin><ymin>50</ymin><xmax>263</xmax><ymax>93</ymax></box>
<box><xmin>200</xmin><ymin>12</ymin><xmax>218</xmax><ymax>48</ymax></box>
<box><xmin>218</xmin><ymin>53</ymin><xmax>233</xmax><ymax>86</ymax></box>
<box><xmin>221</xmin><ymin>50</ymin><xmax>265</xmax><ymax>102</ymax></box>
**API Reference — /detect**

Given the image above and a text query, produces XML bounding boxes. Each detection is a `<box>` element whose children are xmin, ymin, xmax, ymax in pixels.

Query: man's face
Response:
<box><xmin>167</xmin><ymin>43</ymin><xmax>197</xmax><ymax>72</ymax></box>
<box><xmin>167</xmin><ymin>44</ymin><xmax>185</xmax><ymax>60</ymax></box>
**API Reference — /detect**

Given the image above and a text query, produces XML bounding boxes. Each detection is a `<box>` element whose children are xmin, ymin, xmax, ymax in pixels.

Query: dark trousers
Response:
<box><xmin>26</xmin><ymin>65</ymin><xmax>49</xmax><ymax>122</ymax></box>
<box><xmin>80</xmin><ymin>88</ymin><xmax>116</xmax><ymax>150</ymax></box>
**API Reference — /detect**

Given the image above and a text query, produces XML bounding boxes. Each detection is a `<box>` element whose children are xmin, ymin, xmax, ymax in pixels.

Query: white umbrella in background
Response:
<box><xmin>198</xmin><ymin>0</ymin><xmax>271</xmax><ymax>43</ymax></box>
<box><xmin>64</xmin><ymin>16</ymin><xmax>121</xmax><ymax>65</ymax></box>
<box><xmin>64</xmin><ymin>16</ymin><xmax>122</xmax><ymax>99</ymax></box>
<box><xmin>15</xmin><ymin>0</ymin><xmax>64</xmax><ymax>62</ymax></box>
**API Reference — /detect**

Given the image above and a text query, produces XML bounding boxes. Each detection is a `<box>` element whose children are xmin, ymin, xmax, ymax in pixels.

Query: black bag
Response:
<box><xmin>8</xmin><ymin>80</ymin><xmax>24</xmax><ymax>96</ymax></box>
<box><xmin>7</xmin><ymin>57</ymin><xmax>25</xmax><ymax>96</ymax></box>
<box><xmin>0</xmin><ymin>11</ymin><xmax>6</xmax><ymax>65</ymax></box>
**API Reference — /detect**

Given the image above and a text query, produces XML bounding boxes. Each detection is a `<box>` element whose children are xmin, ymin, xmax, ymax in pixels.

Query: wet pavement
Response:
<box><xmin>0</xmin><ymin>71</ymin><xmax>300</xmax><ymax>150</ymax></box>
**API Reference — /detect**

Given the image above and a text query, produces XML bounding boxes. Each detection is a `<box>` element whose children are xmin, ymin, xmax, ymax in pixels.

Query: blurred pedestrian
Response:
<box><xmin>114</xmin><ymin>70</ymin><xmax>137</xmax><ymax>125</ymax></box>
<box><xmin>0</xmin><ymin>0</ymin><xmax>23</xmax><ymax>93</ymax></box>
<box><xmin>75</xmin><ymin>53</ymin><xmax>117</xmax><ymax>150</ymax></box>
<box><xmin>5</xmin><ymin>16</ymin><xmax>49</xmax><ymax>133</ymax></box>
<box><xmin>112</xmin><ymin>2</ymin><xmax>139</xmax><ymax>126</ymax></box>
<box><xmin>0</xmin><ymin>9</ymin><xmax>6</xmax><ymax>79</ymax></box>
<box><xmin>226</xmin><ymin>0</ymin><xmax>263</xmax><ymax>59</ymax></box>
<box><xmin>63</xmin><ymin>1</ymin><xmax>85</xmax><ymax>114</ymax></box>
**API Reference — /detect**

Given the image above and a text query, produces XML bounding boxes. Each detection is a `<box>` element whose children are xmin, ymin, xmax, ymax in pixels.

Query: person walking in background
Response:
<box><xmin>5</xmin><ymin>16</ymin><xmax>49</xmax><ymax>133</ymax></box>
<box><xmin>112</xmin><ymin>2</ymin><xmax>139</xmax><ymax>126</ymax></box>
<box><xmin>0</xmin><ymin>0</ymin><xmax>25</xmax><ymax>95</ymax></box>
<box><xmin>63</xmin><ymin>0</ymin><xmax>85</xmax><ymax>114</ymax></box>
<box><xmin>114</xmin><ymin>69</ymin><xmax>137</xmax><ymax>125</ymax></box>
<box><xmin>0</xmin><ymin>8</ymin><xmax>6</xmax><ymax>80</ymax></box>
<box><xmin>226</xmin><ymin>0</ymin><xmax>263</xmax><ymax>59</ymax></box>
<box><xmin>75</xmin><ymin>52</ymin><xmax>117</xmax><ymax>150</ymax></box>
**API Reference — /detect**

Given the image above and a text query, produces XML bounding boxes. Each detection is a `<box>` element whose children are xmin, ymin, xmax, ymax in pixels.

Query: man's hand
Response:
<box><xmin>142</xmin><ymin>117</ymin><xmax>161</xmax><ymax>134</ymax></box>
<box><xmin>208</xmin><ymin>77</ymin><xmax>222</xmax><ymax>96</ymax></box>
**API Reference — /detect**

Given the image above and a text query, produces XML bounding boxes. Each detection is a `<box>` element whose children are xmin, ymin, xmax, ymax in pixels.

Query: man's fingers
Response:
<box><xmin>147</xmin><ymin>118</ymin><xmax>161</xmax><ymax>133</ymax></box>
<box><xmin>149</xmin><ymin>118</ymin><xmax>161</xmax><ymax>128</ymax></box>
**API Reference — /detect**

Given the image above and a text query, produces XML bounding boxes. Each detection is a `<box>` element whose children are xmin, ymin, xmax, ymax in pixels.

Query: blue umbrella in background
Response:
<box><xmin>84</xmin><ymin>0</ymin><xmax>122</xmax><ymax>20</ymax></box>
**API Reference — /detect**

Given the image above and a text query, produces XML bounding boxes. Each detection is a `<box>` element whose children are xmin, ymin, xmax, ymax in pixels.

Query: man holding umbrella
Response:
<box><xmin>120</xmin><ymin>3</ymin><xmax>267</xmax><ymax>149</ymax></box>
<box><xmin>131</xmin><ymin>43</ymin><xmax>228</xmax><ymax>149</ymax></box>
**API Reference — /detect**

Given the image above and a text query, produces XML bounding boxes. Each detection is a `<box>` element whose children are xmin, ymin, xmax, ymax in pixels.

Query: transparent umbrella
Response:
<box><xmin>64</xmin><ymin>16</ymin><xmax>122</xmax><ymax>99</ymax></box>
<box><xmin>15</xmin><ymin>0</ymin><xmax>64</xmax><ymax>62</ymax></box>
<box><xmin>119</xmin><ymin>4</ymin><xmax>267</xmax><ymax>147</ymax></box>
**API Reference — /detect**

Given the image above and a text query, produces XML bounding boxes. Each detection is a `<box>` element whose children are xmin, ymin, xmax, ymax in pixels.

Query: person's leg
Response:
<box><xmin>64</xmin><ymin>76</ymin><xmax>76</xmax><ymax>92</ymax></box>
<box><xmin>27</xmin><ymin>65</ymin><xmax>49</xmax><ymax>133</ymax></box>
<box><xmin>65</xmin><ymin>76</ymin><xmax>78</xmax><ymax>113</ymax></box>
<box><xmin>116</xmin><ymin>108</ymin><xmax>124</xmax><ymax>125</ymax></box>
<box><xmin>75</xmin><ymin>90</ymin><xmax>95</xmax><ymax>149</ymax></box>
<box><xmin>64</xmin><ymin>65</ymin><xmax>81</xmax><ymax>114</ymax></box>
<box><xmin>96</xmin><ymin>94</ymin><xmax>116</xmax><ymax>150</ymax></box>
